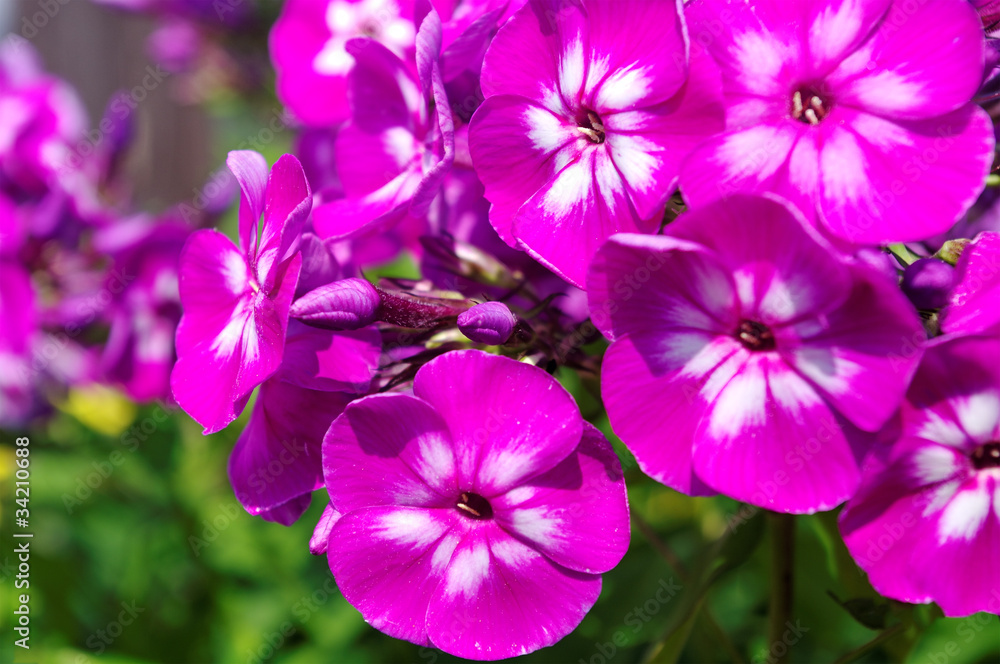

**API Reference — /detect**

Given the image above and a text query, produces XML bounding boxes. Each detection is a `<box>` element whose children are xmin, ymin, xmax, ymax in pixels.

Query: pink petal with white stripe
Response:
<box><xmin>426</xmin><ymin>519</ymin><xmax>602</xmax><ymax>660</ymax></box>
<box><xmin>328</xmin><ymin>506</ymin><xmax>465</xmax><ymax>646</ymax></box>
<box><xmin>818</xmin><ymin>106</ymin><xmax>994</xmax><ymax>244</ymax></box>
<box><xmin>412</xmin><ymin>350</ymin><xmax>583</xmax><ymax>495</ymax></box>
<box><xmin>514</xmin><ymin>146</ymin><xmax>647</xmax><ymax>287</ymax></box>
<box><xmin>587</xmin><ymin>232</ymin><xmax>737</xmax><ymax>341</ymax></box>
<box><xmin>323</xmin><ymin>393</ymin><xmax>457</xmax><ymax>512</ymax></box>
<box><xmin>601</xmin><ymin>43</ymin><xmax>725</xmax><ymax>219</ymax></box>
<box><xmin>693</xmin><ymin>353</ymin><xmax>866</xmax><ymax>513</ymax></box>
<box><xmin>783</xmin><ymin>263</ymin><xmax>924</xmax><ymax>432</ymax></box>
<box><xmin>600</xmin><ymin>333</ymin><xmax>727</xmax><ymax>496</ymax></box>
<box><xmin>583</xmin><ymin>0</ymin><xmax>688</xmax><ymax>110</ymax></box>
<box><xmin>665</xmin><ymin>195</ymin><xmax>850</xmax><ymax>326</ymax></box>
<box><xmin>827</xmin><ymin>0</ymin><xmax>984</xmax><ymax>119</ymax></box>
<box><xmin>492</xmin><ymin>423</ymin><xmax>629</xmax><ymax>574</ymax></box>
<box><xmin>469</xmin><ymin>96</ymin><xmax>582</xmax><ymax>246</ymax></box>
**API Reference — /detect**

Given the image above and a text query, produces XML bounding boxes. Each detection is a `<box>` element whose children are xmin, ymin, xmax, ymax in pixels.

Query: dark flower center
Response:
<box><xmin>576</xmin><ymin>109</ymin><xmax>605</xmax><ymax>144</ymax></box>
<box><xmin>791</xmin><ymin>86</ymin><xmax>832</xmax><ymax>125</ymax></box>
<box><xmin>737</xmin><ymin>319</ymin><xmax>776</xmax><ymax>351</ymax></box>
<box><xmin>456</xmin><ymin>491</ymin><xmax>493</xmax><ymax>520</ymax></box>
<box><xmin>971</xmin><ymin>442</ymin><xmax>1000</xmax><ymax>470</ymax></box>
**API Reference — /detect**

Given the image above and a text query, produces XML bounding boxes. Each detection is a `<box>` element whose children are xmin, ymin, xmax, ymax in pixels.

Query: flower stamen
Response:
<box><xmin>971</xmin><ymin>441</ymin><xmax>1000</xmax><ymax>470</ymax></box>
<box><xmin>791</xmin><ymin>88</ymin><xmax>831</xmax><ymax>125</ymax></box>
<box><xmin>737</xmin><ymin>319</ymin><xmax>776</xmax><ymax>351</ymax></box>
<box><xmin>456</xmin><ymin>491</ymin><xmax>493</xmax><ymax>519</ymax></box>
<box><xmin>577</xmin><ymin>110</ymin><xmax>606</xmax><ymax>144</ymax></box>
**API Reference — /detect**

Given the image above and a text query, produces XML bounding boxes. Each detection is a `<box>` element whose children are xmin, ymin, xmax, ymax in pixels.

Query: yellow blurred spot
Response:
<box><xmin>59</xmin><ymin>385</ymin><xmax>137</xmax><ymax>436</ymax></box>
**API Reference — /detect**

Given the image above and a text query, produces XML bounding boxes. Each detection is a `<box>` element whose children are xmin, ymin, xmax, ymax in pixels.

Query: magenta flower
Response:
<box><xmin>840</xmin><ymin>335</ymin><xmax>1000</xmax><ymax>617</ymax></box>
<box><xmin>270</xmin><ymin>0</ymin><xmax>419</xmax><ymax>127</ymax></box>
<box><xmin>941</xmin><ymin>231</ymin><xmax>1000</xmax><ymax>336</ymax></box>
<box><xmin>0</xmin><ymin>262</ymin><xmax>38</xmax><ymax>426</ymax></box>
<box><xmin>320</xmin><ymin>350</ymin><xmax>629</xmax><ymax>659</ymax></box>
<box><xmin>311</xmin><ymin>11</ymin><xmax>455</xmax><ymax>241</ymax></box>
<box><xmin>680</xmin><ymin>0</ymin><xmax>995</xmax><ymax>245</ymax></box>
<box><xmin>171</xmin><ymin>151</ymin><xmax>312</xmax><ymax>434</ymax></box>
<box><xmin>94</xmin><ymin>215</ymin><xmax>189</xmax><ymax>403</ymax></box>
<box><xmin>588</xmin><ymin>195</ymin><xmax>925</xmax><ymax>513</ymax></box>
<box><xmin>469</xmin><ymin>0</ymin><xmax>725</xmax><ymax>287</ymax></box>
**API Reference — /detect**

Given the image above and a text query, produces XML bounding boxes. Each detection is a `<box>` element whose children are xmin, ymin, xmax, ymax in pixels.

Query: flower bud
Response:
<box><xmin>289</xmin><ymin>278</ymin><xmax>380</xmax><ymax>330</ymax></box>
<box><xmin>901</xmin><ymin>258</ymin><xmax>954</xmax><ymax>310</ymax></box>
<box><xmin>457</xmin><ymin>302</ymin><xmax>517</xmax><ymax>345</ymax></box>
<box><xmin>934</xmin><ymin>238</ymin><xmax>971</xmax><ymax>266</ymax></box>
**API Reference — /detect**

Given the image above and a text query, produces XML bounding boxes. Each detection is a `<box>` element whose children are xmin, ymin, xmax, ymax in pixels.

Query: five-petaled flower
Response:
<box><xmin>470</xmin><ymin>0</ymin><xmax>725</xmax><ymax>287</ymax></box>
<box><xmin>317</xmin><ymin>350</ymin><xmax>630</xmax><ymax>660</ymax></box>
<box><xmin>589</xmin><ymin>195</ymin><xmax>926</xmax><ymax>513</ymax></box>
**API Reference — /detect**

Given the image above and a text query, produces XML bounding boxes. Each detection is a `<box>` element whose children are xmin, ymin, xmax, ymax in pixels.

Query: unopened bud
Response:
<box><xmin>901</xmin><ymin>258</ymin><xmax>954</xmax><ymax>310</ymax></box>
<box><xmin>290</xmin><ymin>278</ymin><xmax>380</xmax><ymax>329</ymax></box>
<box><xmin>935</xmin><ymin>238</ymin><xmax>971</xmax><ymax>266</ymax></box>
<box><xmin>457</xmin><ymin>302</ymin><xmax>517</xmax><ymax>345</ymax></box>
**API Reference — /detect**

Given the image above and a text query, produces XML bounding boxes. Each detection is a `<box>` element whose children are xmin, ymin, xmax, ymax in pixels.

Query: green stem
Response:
<box><xmin>767</xmin><ymin>512</ymin><xmax>796</xmax><ymax>664</ymax></box>
<box><xmin>632</xmin><ymin>513</ymin><xmax>747</xmax><ymax>664</ymax></box>
<box><xmin>887</xmin><ymin>243</ymin><xmax>922</xmax><ymax>267</ymax></box>
<box><xmin>831</xmin><ymin>623</ymin><xmax>906</xmax><ymax>664</ymax></box>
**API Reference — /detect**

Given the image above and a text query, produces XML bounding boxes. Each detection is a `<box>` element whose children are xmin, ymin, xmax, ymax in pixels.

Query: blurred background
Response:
<box><xmin>1</xmin><ymin>1</ymin><xmax>998</xmax><ymax>663</ymax></box>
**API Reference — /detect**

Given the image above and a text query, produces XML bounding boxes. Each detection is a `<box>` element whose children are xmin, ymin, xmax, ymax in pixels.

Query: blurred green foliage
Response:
<box><xmin>2</xmin><ymin>382</ymin><xmax>998</xmax><ymax>664</ymax></box>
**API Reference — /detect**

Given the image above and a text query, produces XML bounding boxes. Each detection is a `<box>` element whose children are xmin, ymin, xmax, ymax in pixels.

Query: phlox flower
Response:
<box><xmin>93</xmin><ymin>215</ymin><xmax>189</xmax><ymax>403</ymax></box>
<box><xmin>270</xmin><ymin>0</ymin><xmax>420</xmax><ymax>126</ymax></box>
<box><xmin>171</xmin><ymin>151</ymin><xmax>311</xmax><ymax>433</ymax></box>
<box><xmin>588</xmin><ymin>195</ymin><xmax>925</xmax><ymax>513</ymax></box>
<box><xmin>840</xmin><ymin>335</ymin><xmax>1000</xmax><ymax>617</ymax></box>
<box><xmin>310</xmin><ymin>10</ymin><xmax>455</xmax><ymax>242</ymax></box>
<box><xmin>680</xmin><ymin>0</ymin><xmax>995</xmax><ymax>245</ymax></box>
<box><xmin>469</xmin><ymin>0</ymin><xmax>725</xmax><ymax>287</ymax></box>
<box><xmin>318</xmin><ymin>349</ymin><xmax>629</xmax><ymax>659</ymax></box>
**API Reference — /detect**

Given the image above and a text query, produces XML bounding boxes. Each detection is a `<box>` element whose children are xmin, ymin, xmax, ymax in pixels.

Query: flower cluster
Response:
<box><xmin>152</xmin><ymin>0</ymin><xmax>1000</xmax><ymax>657</ymax></box>
<box><xmin>0</xmin><ymin>40</ymin><xmax>218</xmax><ymax>426</ymax></box>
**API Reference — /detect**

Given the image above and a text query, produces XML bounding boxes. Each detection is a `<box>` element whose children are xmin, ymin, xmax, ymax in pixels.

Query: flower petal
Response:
<box><xmin>827</xmin><ymin>0</ymin><xmax>984</xmax><ymax>119</ymax></box>
<box><xmin>514</xmin><ymin>147</ymin><xmax>647</xmax><ymax>287</ymax></box>
<box><xmin>493</xmin><ymin>423</ymin><xmax>629</xmax><ymax>574</ymax></box>
<box><xmin>784</xmin><ymin>264</ymin><xmax>924</xmax><ymax>432</ymax></box>
<box><xmin>426</xmin><ymin>520</ymin><xmax>602</xmax><ymax>660</ymax></box>
<box><xmin>470</xmin><ymin>95</ymin><xmax>581</xmax><ymax>246</ymax></box>
<box><xmin>323</xmin><ymin>393</ymin><xmax>457</xmax><ymax>513</ymax></box>
<box><xmin>604</xmin><ymin>332</ymin><xmax>739</xmax><ymax>496</ymax></box>
<box><xmin>228</xmin><ymin>378</ymin><xmax>353</xmax><ymax>518</ymax></box>
<box><xmin>328</xmin><ymin>505</ymin><xmax>465</xmax><ymax>646</ymax></box>
<box><xmin>693</xmin><ymin>354</ymin><xmax>866</xmax><ymax>513</ymax></box>
<box><xmin>587</xmin><ymin>232</ymin><xmax>737</xmax><ymax>341</ymax></box>
<box><xmin>255</xmin><ymin>154</ymin><xmax>312</xmax><ymax>290</ymax></box>
<box><xmin>412</xmin><ymin>350</ymin><xmax>583</xmax><ymax>495</ymax></box>
<box><xmin>818</xmin><ymin>106</ymin><xmax>994</xmax><ymax>244</ymax></box>
<box><xmin>226</xmin><ymin>150</ymin><xmax>269</xmax><ymax>257</ymax></box>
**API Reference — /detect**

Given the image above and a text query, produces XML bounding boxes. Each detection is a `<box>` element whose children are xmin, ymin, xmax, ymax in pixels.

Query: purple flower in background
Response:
<box><xmin>941</xmin><ymin>231</ymin><xmax>1000</xmax><ymax>336</ymax></box>
<box><xmin>840</xmin><ymin>335</ymin><xmax>1000</xmax><ymax>617</ymax></box>
<box><xmin>680</xmin><ymin>0</ymin><xmax>995</xmax><ymax>245</ymax></box>
<box><xmin>270</xmin><ymin>0</ymin><xmax>419</xmax><ymax>127</ymax></box>
<box><xmin>311</xmin><ymin>11</ymin><xmax>455</xmax><ymax>241</ymax></box>
<box><xmin>588</xmin><ymin>195</ymin><xmax>925</xmax><ymax>513</ymax></box>
<box><xmin>171</xmin><ymin>151</ymin><xmax>311</xmax><ymax>434</ymax></box>
<box><xmin>0</xmin><ymin>261</ymin><xmax>38</xmax><ymax>426</ymax></box>
<box><xmin>320</xmin><ymin>350</ymin><xmax>629</xmax><ymax>659</ymax></box>
<box><xmin>94</xmin><ymin>215</ymin><xmax>189</xmax><ymax>403</ymax></box>
<box><xmin>469</xmin><ymin>0</ymin><xmax>725</xmax><ymax>287</ymax></box>
<box><xmin>228</xmin><ymin>321</ymin><xmax>381</xmax><ymax>525</ymax></box>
